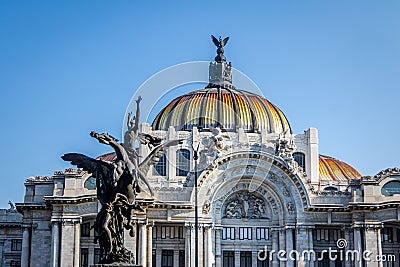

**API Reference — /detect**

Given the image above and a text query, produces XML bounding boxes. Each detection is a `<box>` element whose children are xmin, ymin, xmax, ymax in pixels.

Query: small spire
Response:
<box><xmin>208</xmin><ymin>35</ymin><xmax>233</xmax><ymax>89</ymax></box>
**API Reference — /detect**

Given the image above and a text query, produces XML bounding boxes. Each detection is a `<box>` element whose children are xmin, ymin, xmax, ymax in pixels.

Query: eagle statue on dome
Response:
<box><xmin>62</xmin><ymin>96</ymin><xmax>182</xmax><ymax>264</ymax></box>
<box><xmin>212</xmin><ymin>35</ymin><xmax>229</xmax><ymax>62</ymax></box>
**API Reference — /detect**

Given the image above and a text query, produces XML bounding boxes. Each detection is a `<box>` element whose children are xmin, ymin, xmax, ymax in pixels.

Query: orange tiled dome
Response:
<box><xmin>319</xmin><ymin>155</ymin><xmax>362</xmax><ymax>181</ymax></box>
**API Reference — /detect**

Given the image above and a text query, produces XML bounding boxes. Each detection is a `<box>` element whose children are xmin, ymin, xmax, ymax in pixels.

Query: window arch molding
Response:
<box><xmin>176</xmin><ymin>149</ymin><xmax>190</xmax><ymax>176</ymax></box>
<box><xmin>293</xmin><ymin>152</ymin><xmax>306</xmax><ymax>171</ymax></box>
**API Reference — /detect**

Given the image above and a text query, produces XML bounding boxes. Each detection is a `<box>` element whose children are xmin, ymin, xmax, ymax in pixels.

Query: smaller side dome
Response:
<box><xmin>319</xmin><ymin>155</ymin><xmax>362</xmax><ymax>181</ymax></box>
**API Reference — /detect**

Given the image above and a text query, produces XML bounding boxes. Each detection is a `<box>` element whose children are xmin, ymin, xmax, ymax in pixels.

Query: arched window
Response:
<box><xmin>84</xmin><ymin>177</ymin><xmax>96</xmax><ymax>190</ymax></box>
<box><xmin>382</xmin><ymin>181</ymin><xmax>400</xmax><ymax>196</ymax></box>
<box><xmin>176</xmin><ymin>149</ymin><xmax>190</xmax><ymax>176</ymax></box>
<box><xmin>153</xmin><ymin>153</ymin><xmax>167</xmax><ymax>176</ymax></box>
<box><xmin>293</xmin><ymin>152</ymin><xmax>306</xmax><ymax>171</ymax></box>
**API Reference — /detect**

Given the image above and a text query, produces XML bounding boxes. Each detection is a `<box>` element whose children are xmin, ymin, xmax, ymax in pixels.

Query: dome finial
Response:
<box><xmin>211</xmin><ymin>35</ymin><xmax>229</xmax><ymax>63</ymax></box>
<box><xmin>208</xmin><ymin>35</ymin><xmax>232</xmax><ymax>89</ymax></box>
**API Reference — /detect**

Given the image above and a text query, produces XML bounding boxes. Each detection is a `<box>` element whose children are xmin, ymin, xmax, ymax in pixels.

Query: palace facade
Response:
<box><xmin>1</xmin><ymin>39</ymin><xmax>400</xmax><ymax>267</ymax></box>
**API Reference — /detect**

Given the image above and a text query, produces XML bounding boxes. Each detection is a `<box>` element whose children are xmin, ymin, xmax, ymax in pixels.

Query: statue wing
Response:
<box><xmin>139</xmin><ymin>140</ymin><xmax>182</xmax><ymax>174</ymax></box>
<box><xmin>137</xmin><ymin>139</ymin><xmax>183</xmax><ymax>194</ymax></box>
<box><xmin>61</xmin><ymin>153</ymin><xmax>114</xmax><ymax>203</ymax></box>
<box><xmin>221</xmin><ymin>36</ymin><xmax>229</xmax><ymax>47</ymax></box>
<box><xmin>138</xmin><ymin>133</ymin><xmax>162</xmax><ymax>148</ymax></box>
<box><xmin>211</xmin><ymin>35</ymin><xmax>220</xmax><ymax>47</ymax></box>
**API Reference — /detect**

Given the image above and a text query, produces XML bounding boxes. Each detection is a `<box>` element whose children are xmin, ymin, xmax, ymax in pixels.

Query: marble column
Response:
<box><xmin>73</xmin><ymin>221</ymin><xmax>80</xmax><ymax>267</ymax></box>
<box><xmin>205</xmin><ymin>225</ymin><xmax>214</xmax><ymax>267</ymax></box>
<box><xmin>344</xmin><ymin>227</ymin><xmax>352</xmax><ymax>267</ymax></box>
<box><xmin>353</xmin><ymin>226</ymin><xmax>363</xmax><ymax>267</ymax></box>
<box><xmin>364</xmin><ymin>225</ymin><xmax>382</xmax><ymax>267</ymax></box>
<box><xmin>60</xmin><ymin>220</ymin><xmax>75</xmax><ymax>267</ymax></box>
<box><xmin>271</xmin><ymin>229</ymin><xmax>279</xmax><ymax>267</ymax></box>
<box><xmin>377</xmin><ymin>228</ymin><xmax>383</xmax><ymax>267</ymax></box>
<box><xmin>190</xmin><ymin>224</ymin><xmax>196</xmax><ymax>267</ymax></box>
<box><xmin>21</xmin><ymin>226</ymin><xmax>30</xmax><ymax>267</ymax></box>
<box><xmin>286</xmin><ymin>227</ymin><xmax>294</xmax><ymax>267</ymax></box>
<box><xmin>296</xmin><ymin>227</ymin><xmax>309</xmax><ymax>267</ymax></box>
<box><xmin>185</xmin><ymin>224</ymin><xmax>191</xmax><ymax>267</ymax></box>
<box><xmin>214</xmin><ymin>227</ymin><xmax>222</xmax><ymax>267</ymax></box>
<box><xmin>308</xmin><ymin>227</ymin><xmax>314</xmax><ymax>267</ymax></box>
<box><xmin>198</xmin><ymin>224</ymin><xmax>204</xmax><ymax>267</ymax></box>
<box><xmin>138</xmin><ymin>222</ymin><xmax>147</xmax><ymax>266</ymax></box>
<box><xmin>279</xmin><ymin>229</ymin><xmax>286</xmax><ymax>267</ymax></box>
<box><xmin>147</xmin><ymin>224</ymin><xmax>153</xmax><ymax>267</ymax></box>
<box><xmin>50</xmin><ymin>222</ymin><xmax>60</xmax><ymax>267</ymax></box>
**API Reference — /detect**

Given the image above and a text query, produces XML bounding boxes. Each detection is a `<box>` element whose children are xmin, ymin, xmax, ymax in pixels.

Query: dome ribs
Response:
<box><xmin>256</xmin><ymin>96</ymin><xmax>276</xmax><ymax>133</ymax></box>
<box><xmin>320</xmin><ymin>156</ymin><xmax>339</xmax><ymax>181</ymax></box>
<box><xmin>180</xmin><ymin>93</ymin><xmax>196</xmax><ymax>130</ymax></box>
<box><xmin>165</xmin><ymin>95</ymin><xmax>188</xmax><ymax>131</ymax></box>
<box><xmin>159</xmin><ymin>97</ymin><xmax>180</xmax><ymax>130</ymax></box>
<box><xmin>198</xmin><ymin>90</ymin><xmax>211</xmax><ymax>129</ymax></box>
<box><xmin>217</xmin><ymin>87</ymin><xmax>223</xmax><ymax>129</ymax></box>
<box><xmin>241</xmin><ymin>92</ymin><xmax>257</xmax><ymax>132</ymax></box>
<box><xmin>226</xmin><ymin>87</ymin><xmax>240</xmax><ymax>130</ymax></box>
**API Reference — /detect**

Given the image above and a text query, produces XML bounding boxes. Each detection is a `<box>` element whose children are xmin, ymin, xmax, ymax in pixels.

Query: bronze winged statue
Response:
<box><xmin>62</xmin><ymin>96</ymin><xmax>181</xmax><ymax>264</ymax></box>
<box><xmin>211</xmin><ymin>35</ymin><xmax>229</xmax><ymax>63</ymax></box>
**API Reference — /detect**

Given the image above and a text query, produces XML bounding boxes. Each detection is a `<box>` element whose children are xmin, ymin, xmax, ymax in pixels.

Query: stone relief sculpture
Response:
<box><xmin>62</xmin><ymin>96</ymin><xmax>181</xmax><ymax>265</ymax></box>
<box><xmin>275</xmin><ymin>129</ymin><xmax>302</xmax><ymax>173</ymax></box>
<box><xmin>275</xmin><ymin>129</ymin><xmax>295</xmax><ymax>160</ymax></box>
<box><xmin>224</xmin><ymin>191</ymin><xmax>269</xmax><ymax>219</ymax></box>
<box><xmin>199</xmin><ymin>127</ymin><xmax>230</xmax><ymax>170</ymax></box>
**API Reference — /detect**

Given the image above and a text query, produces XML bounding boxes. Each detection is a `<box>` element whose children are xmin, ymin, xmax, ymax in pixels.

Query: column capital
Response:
<box><xmin>61</xmin><ymin>217</ymin><xmax>81</xmax><ymax>225</ymax></box>
<box><xmin>21</xmin><ymin>223</ymin><xmax>31</xmax><ymax>229</ymax></box>
<box><xmin>137</xmin><ymin>218</ymin><xmax>148</xmax><ymax>226</ymax></box>
<box><xmin>50</xmin><ymin>220</ymin><xmax>61</xmax><ymax>225</ymax></box>
<box><xmin>204</xmin><ymin>223</ymin><xmax>214</xmax><ymax>230</ymax></box>
<box><xmin>364</xmin><ymin>222</ymin><xmax>383</xmax><ymax>231</ymax></box>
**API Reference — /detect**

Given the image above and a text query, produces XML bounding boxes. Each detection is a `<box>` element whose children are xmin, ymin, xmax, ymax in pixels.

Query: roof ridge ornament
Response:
<box><xmin>208</xmin><ymin>35</ymin><xmax>233</xmax><ymax>89</ymax></box>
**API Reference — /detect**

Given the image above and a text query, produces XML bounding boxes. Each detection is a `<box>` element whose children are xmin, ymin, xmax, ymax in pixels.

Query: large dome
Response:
<box><xmin>152</xmin><ymin>87</ymin><xmax>291</xmax><ymax>133</ymax></box>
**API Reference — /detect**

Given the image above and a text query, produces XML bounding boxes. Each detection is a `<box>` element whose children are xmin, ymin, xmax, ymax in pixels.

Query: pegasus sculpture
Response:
<box><xmin>62</xmin><ymin>96</ymin><xmax>181</xmax><ymax>264</ymax></box>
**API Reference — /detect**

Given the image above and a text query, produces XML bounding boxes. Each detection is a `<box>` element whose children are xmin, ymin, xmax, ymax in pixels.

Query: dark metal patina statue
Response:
<box><xmin>211</xmin><ymin>35</ymin><xmax>229</xmax><ymax>63</ymax></box>
<box><xmin>62</xmin><ymin>96</ymin><xmax>181</xmax><ymax>265</ymax></box>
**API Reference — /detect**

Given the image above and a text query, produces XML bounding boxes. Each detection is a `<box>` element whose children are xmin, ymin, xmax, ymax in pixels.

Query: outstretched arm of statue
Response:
<box><xmin>133</xmin><ymin>96</ymin><xmax>142</xmax><ymax>133</ymax></box>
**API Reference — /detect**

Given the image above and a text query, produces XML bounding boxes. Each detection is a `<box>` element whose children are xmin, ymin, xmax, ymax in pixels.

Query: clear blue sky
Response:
<box><xmin>0</xmin><ymin>1</ymin><xmax>399</xmax><ymax>208</ymax></box>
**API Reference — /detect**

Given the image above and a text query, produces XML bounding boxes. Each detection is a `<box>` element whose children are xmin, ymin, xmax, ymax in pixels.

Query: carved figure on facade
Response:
<box><xmin>276</xmin><ymin>130</ymin><xmax>294</xmax><ymax>157</ymax></box>
<box><xmin>8</xmin><ymin>201</ymin><xmax>16</xmax><ymax>212</ymax></box>
<box><xmin>62</xmin><ymin>96</ymin><xmax>181</xmax><ymax>264</ymax></box>
<box><xmin>199</xmin><ymin>127</ymin><xmax>230</xmax><ymax>170</ymax></box>
<box><xmin>224</xmin><ymin>191</ymin><xmax>269</xmax><ymax>219</ymax></box>
<box><xmin>202</xmin><ymin>200</ymin><xmax>211</xmax><ymax>214</ymax></box>
<box><xmin>287</xmin><ymin>202</ymin><xmax>295</xmax><ymax>215</ymax></box>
